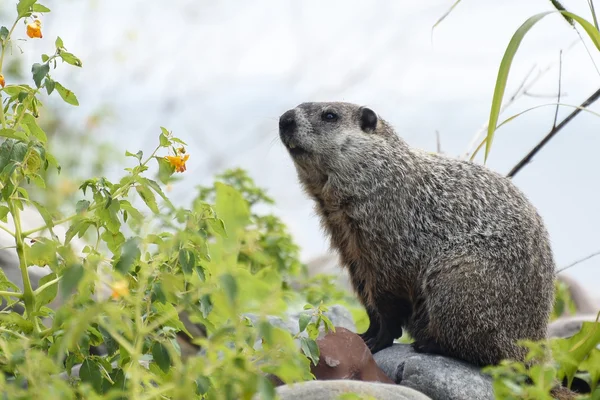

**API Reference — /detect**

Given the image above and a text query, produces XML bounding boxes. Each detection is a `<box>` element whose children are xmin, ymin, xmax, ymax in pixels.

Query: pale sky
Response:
<box><xmin>12</xmin><ymin>0</ymin><xmax>600</xmax><ymax>294</ymax></box>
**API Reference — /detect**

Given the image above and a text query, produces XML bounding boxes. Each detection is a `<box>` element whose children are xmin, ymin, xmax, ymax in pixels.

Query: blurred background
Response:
<box><xmin>1</xmin><ymin>0</ymin><xmax>599</xmax><ymax>293</ymax></box>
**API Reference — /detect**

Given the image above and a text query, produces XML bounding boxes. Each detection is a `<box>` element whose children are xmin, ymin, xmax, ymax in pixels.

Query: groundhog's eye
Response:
<box><xmin>322</xmin><ymin>111</ymin><xmax>338</xmax><ymax>122</ymax></box>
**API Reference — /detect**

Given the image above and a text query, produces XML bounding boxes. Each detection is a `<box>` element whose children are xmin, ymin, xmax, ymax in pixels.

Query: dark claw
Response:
<box><xmin>412</xmin><ymin>339</ymin><xmax>444</xmax><ymax>356</ymax></box>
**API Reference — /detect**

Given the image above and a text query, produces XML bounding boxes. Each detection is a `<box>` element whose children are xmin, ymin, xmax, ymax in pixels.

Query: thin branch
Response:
<box><xmin>589</xmin><ymin>0</ymin><xmax>599</xmax><ymax>31</ymax></box>
<box><xmin>556</xmin><ymin>249</ymin><xmax>600</xmax><ymax>273</ymax></box>
<box><xmin>506</xmin><ymin>87</ymin><xmax>600</xmax><ymax>178</ymax></box>
<box><xmin>435</xmin><ymin>130</ymin><xmax>443</xmax><ymax>153</ymax></box>
<box><xmin>523</xmin><ymin>91</ymin><xmax>568</xmax><ymax>98</ymax></box>
<box><xmin>552</xmin><ymin>50</ymin><xmax>563</xmax><ymax>128</ymax></box>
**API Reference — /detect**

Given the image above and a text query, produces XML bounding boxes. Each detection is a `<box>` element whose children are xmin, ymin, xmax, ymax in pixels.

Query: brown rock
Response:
<box><xmin>311</xmin><ymin>327</ymin><xmax>394</xmax><ymax>384</ymax></box>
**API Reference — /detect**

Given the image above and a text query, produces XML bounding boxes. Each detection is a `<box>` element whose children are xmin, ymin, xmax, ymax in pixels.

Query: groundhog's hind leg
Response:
<box><xmin>421</xmin><ymin>254</ymin><xmax>548</xmax><ymax>367</ymax></box>
<box><xmin>409</xmin><ymin>297</ymin><xmax>447</xmax><ymax>357</ymax></box>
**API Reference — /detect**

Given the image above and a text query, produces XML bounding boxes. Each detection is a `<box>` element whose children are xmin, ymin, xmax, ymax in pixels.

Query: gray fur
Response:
<box><xmin>279</xmin><ymin>102</ymin><xmax>556</xmax><ymax>367</ymax></box>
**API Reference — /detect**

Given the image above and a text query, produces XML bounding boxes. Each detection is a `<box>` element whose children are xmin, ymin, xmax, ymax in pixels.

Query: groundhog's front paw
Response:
<box><xmin>411</xmin><ymin>339</ymin><xmax>444</xmax><ymax>356</ymax></box>
<box><xmin>366</xmin><ymin>330</ymin><xmax>394</xmax><ymax>354</ymax></box>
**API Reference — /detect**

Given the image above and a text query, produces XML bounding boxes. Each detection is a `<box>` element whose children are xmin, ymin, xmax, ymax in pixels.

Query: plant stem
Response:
<box><xmin>33</xmin><ymin>276</ymin><xmax>60</xmax><ymax>296</ymax></box>
<box><xmin>0</xmin><ymin>290</ymin><xmax>22</xmax><ymax>299</ymax></box>
<box><xmin>8</xmin><ymin>202</ymin><xmax>37</xmax><ymax>330</ymax></box>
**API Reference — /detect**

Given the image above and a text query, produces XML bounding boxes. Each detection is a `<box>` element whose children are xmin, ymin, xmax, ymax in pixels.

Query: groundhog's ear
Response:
<box><xmin>359</xmin><ymin>107</ymin><xmax>378</xmax><ymax>133</ymax></box>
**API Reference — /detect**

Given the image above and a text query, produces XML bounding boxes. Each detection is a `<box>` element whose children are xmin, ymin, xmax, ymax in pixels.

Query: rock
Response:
<box><xmin>556</xmin><ymin>273</ymin><xmax>600</xmax><ymax>316</ymax></box>
<box><xmin>373</xmin><ymin>344</ymin><xmax>494</xmax><ymax>400</ymax></box>
<box><xmin>548</xmin><ymin>313</ymin><xmax>600</xmax><ymax>339</ymax></box>
<box><xmin>305</xmin><ymin>253</ymin><xmax>352</xmax><ymax>292</ymax></box>
<box><xmin>311</xmin><ymin>327</ymin><xmax>393</xmax><ymax>384</ymax></box>
<box><xmin>244</xmin><ymin>304</ymin><xmax>356</xmax><ymax>337</ymax></box>
<box><xmin>260</xmin><ymin>380</ymin><xmax>432</xmax><ymax>400</ymax></box>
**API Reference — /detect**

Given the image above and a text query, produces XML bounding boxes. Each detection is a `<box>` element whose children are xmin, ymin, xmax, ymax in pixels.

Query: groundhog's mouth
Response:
<box><xmin>285</xmin><ymin>141</ymin><xmax>308</xmax><ymax>157</ymax></box>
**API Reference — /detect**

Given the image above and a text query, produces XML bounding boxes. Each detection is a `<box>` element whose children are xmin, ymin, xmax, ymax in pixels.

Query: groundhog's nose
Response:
<box><xmin>279</xmin><ymin>109</ymin><xmax>296</xmax><ymax>136</ymax></box>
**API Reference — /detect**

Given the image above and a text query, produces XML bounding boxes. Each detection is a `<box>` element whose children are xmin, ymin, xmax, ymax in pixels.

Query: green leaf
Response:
<box><xmin>300</xmin><ymin>337</ymin><xmax>320</xmax><ymax>366</ymax></box>
<box><xmin>159</xmin><ymin>132</ymin><xmax>170</xmax><ymax>147</ymax></box>
<box><xmin>220</xmin><ymin>273</ymin><xmax>238</xmax><ymax>305</ymax></box>
<box><xmin>257</xmin><ymin>375</ymin><xmax>275</xmax><ymax>400</ymax></box>
<box><xmin>36</xmin><ymin>272</ymin><xmax>58</xmax><ymax>309</ymax></box>
<box><xmin>31</xmin><ymin>63</ymin><xmax>49</xmax><ymax>88</ymax></box>
<box><xmin>207</xmin><ymin>218</ymin><xmax>227</xmax><ymax>238</ymax></box>
<box><xmin>45</xmin><ymin>77</ymin><xmax>55</xmax><ymax>95</ymax></box>
<box><xmin>136</xmin><ymin>185</ymin><xmax>159</xmax><ymax>213</ymax></box>
<box><xmin>553</xmin><ymin>320</ymin><xmax>600</xmax><ymax>387</ymax></box>
<box><xmin>21</xmin><ymin>113</ymin><xmax>47</xmax><ymax>143</ymax></box>
<box><xmin>30</xmin><ymin>200</ymin><xmax>56</xmax><ymax>235</ymax></box>
<box><xmin>0</xmin><ymin>129</ymin><xmax>28</xmax><ymax>142</ymax></box>
<box><xmin>27</xmin><ymin>238</ymin><xmax>57</xmax><ymax>268</ymax></box>
<box><xmin>151</xmin><ymin>282</ymin><xmax>167</xmax><ymax>304</ymax></box>
<box><xmin>0</xmin><ymin>27</ymin><xmax>9</xmax><ymax>42</ymax></box>
<box><xmin>60</xmin><ymin>263</ymin><xmax>84</xmax><ymax>298</ymax></box>
<box><xmin>0</xmin><ymin>312</ymin><xmax>34</xmax><ymax>333</ymax></box>
<box><xmin>306</xmin><ymin>322</ymin><xmax>319</xmax><ymax>340</ymax></box>
<box><xmin>196</xmin><ymin>376</ymin><xmax>211</xmax><ymax>395</ymax></box>
<box><xmin>17</xmin><ymin>0</ymin><xmax>37</xmax><ymax>17</ymax></box>
<box><xmin>55</xmin><ymin>36</ymin><xmax>63</xmax><ymax>49</ymax></box>
<box><xmin>125</xmin><ymin>150</ymin><xmax>143</xmax><ymax>161</ymax></box>
<box><xmin>65</xmin><ymin>218</ymin><xmax>91</xmax><ymax>244</ymax></box>
<box><xmin>76</xmin><ymin>200</ymin><xmax>90</xmax><ymax>214</ymax></box>
<box><xmin>0</xmin><ymin>206</ymin><xmax>9</xmax><ymax>223</ymax></box>
<box><xmin>79</xmin><ymin>359</ymin><xmax>103</xmax><ymax>393</ymax></box>
<box><xmin>151</xmin><ymin>342</ymin><xmax>171</xmax><ymax>373</ymax></box>
<box><xmin>59</xmin><ymin>52</ymin><xmax>82</xmax><ymax>67</ymax></box>
<box><xmin>178</xmin><ymin>248</ymin><xmax>195</xmax><ymax>275</ymax></box>
<box><xmin>32</xmin><ymin>3</ymin><xmax>50</xmax><ymax>12</ymax></box>
<box><xmin>157</xmin><ymin>156</ymin><xmax>175</xmax><ymax>185</ymax></box>
<box><xmin>54</xmin><ymin>82</ymin><xmax>79</xmax><ymax>106</ymax></box>
<box><xmin>580</xmin><ymin>348</ymin><xmax>600</xmax><ymax>392</ymax></box>
<box><xmin>119</xmin><ymin>199</ymin><xmax>143</xmax><ymax>222</ymax></box>
<box><xmin>200</xmin><ymin>294</ymin><xmax>213</xmax><ymax>318</ymax></box>
<box><xmin>0</xmin><ymin>139</ymin><xmax>28</xmax><ymax>172</ymax></box>
<box><xmin>101</xmin><ymin>229</ymin><xmax>125</xmax><ymax>256</ymax></box>
<box><xmin>483</xmin><ymin>10</ymin><xmax>600</xmax><ymax>162</ymax></box>
<box><xmin>298</xmin><ymin>313</ymin><xmax>311</xmax><ymax>333</ymax></box>
<box><xmin>143</xmin><ymin>178</ymin><xmax>173</xmax><ymax>207</ymax></box>
<box><xmin>114</xmin><ymin>237</ymin><xmax>141</xmax><ymax>274</ymax></box>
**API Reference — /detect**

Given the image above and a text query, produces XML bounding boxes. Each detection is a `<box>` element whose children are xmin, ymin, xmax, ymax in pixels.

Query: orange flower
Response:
<box><xmin>26</xmin><ymin>19</ymin><xmax>42</xmax><ymax>39</ymax></box>
<box><xmin>0</xmin><ymin>74</ymin><xmax>4</xmax><ymax>88</ymax></box>
<box><xmin>165</xmin><ymin>153</ymin><xmax>190</xmax><ymax>173</ymax></box>
<box><xmin>111</xmin><ymin>280</ymin><xmax>130</xmax><ymax>299</ymax></box>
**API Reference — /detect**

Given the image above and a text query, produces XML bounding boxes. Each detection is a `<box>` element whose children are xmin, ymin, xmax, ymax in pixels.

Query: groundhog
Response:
<box><xmin>278</xmin><ymin>101</ymin><xmax>556</xmax><ymax>368</ymax></box>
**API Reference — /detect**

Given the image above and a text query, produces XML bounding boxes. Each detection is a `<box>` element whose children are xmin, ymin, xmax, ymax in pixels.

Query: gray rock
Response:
<box><xmin>374</xmin><ymin>344</ymin><xmax>494</xmax><ymax>400</ymax></box>
<box><xmin>305</xmin><ymin>253</ymin><xmax>352</xmax><ymax>293</ymax></box>
<box><xmin>245</xmin><ymin>304</ymin><xmax>356</xmax><ymax>337</ymax></box>
<box><xmin>548</xmin><ymin>313</ymin><xmax>600</xmax><ymax>339</ymax></box>
<box><xmin>260</xmin><ymin>380</ymin><xmax>432</xmax><ymax>400</ymax></box>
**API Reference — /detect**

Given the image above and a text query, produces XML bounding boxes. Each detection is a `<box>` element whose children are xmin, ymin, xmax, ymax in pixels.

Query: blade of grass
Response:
<box><xmin>484</xmin><ymin>10</ymin><xmax>600</xmax><ymax>163</ymax></box>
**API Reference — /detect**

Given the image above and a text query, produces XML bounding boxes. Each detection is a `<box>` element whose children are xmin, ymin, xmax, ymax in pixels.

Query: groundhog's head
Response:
<box><xmin>278</xmin><ymin>102</ymin><xmax>400</xmax><ymax>195</ymax></box>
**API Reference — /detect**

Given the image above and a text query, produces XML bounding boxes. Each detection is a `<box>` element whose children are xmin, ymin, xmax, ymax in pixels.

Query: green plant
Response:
<box><xmin>0</xmin><ymin>2</ymin><xmax>352</xmax><ymax>399</ymax></box>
